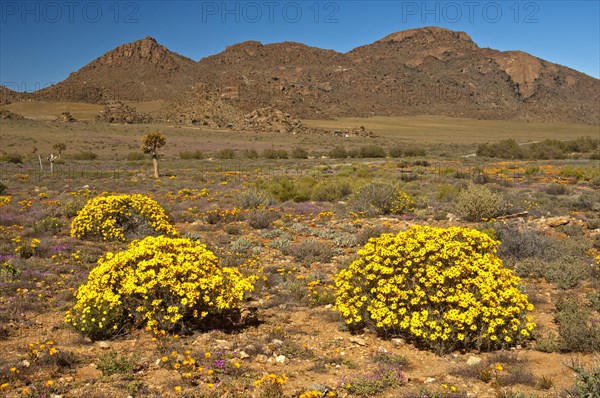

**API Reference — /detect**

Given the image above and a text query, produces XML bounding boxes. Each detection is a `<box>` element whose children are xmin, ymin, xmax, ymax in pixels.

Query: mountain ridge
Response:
<box><xmin>3</xmin><ymin>27</ymin><xmax>598</xmax><ymax>125</ymax></box>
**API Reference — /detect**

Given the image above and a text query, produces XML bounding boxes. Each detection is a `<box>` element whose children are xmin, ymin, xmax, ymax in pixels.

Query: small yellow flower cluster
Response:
<box><xmin>168</xmin><ymin>188</ymin><xmax>209</xmax><ymax>201</ymax></box>
<box><xmin>253</xmin><ymin>373</ymin><xmax>288</xmax><ymax>387</ymax></box>
<box><xmin>70</xmin><ymin>193</ymin><xmax>178</xmax><ymax>241</ymax></box>
<box><xmin>390</xmin><ymin>191</ymin><xmax>415</xmax><ymax>214</ymax></box>
<box><xmin>65</xmin><ymin>236</ymin><xmax>255</xmax><ymax>339</ymax></box>
<box><xmin>27</xmin><ymin>340</ymin><xmax>58</xmax><ymax>359</ymax></box>
<box><xmin>18</xmin><ymin>199</ymin><xmax>33</xmax><ymax>212</ymax></box>
<box><xmin>300</xmin><ymin>390</ymin><xmax>336</xmax><ymax>398</ymax></box>
<box><xmin>13</xmin><ymin>236</ymin><xmax>40</xmax><ymax>258</ymax></box>
<box><xmin>204</xmin><ymin>208</ymin><xmax>242</xmax><ymax>224</ymax></box>
<box><xmin>334</xmin><ymin>225</ymin><xmax>535</xmax><ymax>354</ymax></box>
<box><xmin>307</xmin><ymin>279</ymin><xmax>336</xmax><ymax>307</ymax></box>
<box><xmin>0</xmin><ymin>196</ymin><xmax>11</xmax><ymax>206</ymax></box>
<box><xmin>317</xmin><ymin>211</ymin><xmax>334</xmax><ymax>220</ymax></box>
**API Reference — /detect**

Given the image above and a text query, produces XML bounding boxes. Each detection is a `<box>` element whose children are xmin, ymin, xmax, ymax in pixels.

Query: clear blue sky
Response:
<box><xmin>1</xmin><ymin>0</ymin><xmax>598</xmax><ymax>92</ymax></box>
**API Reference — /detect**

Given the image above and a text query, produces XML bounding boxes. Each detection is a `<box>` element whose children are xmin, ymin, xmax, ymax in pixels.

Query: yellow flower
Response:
<box><xmin>174</xmin><ymin>385</ymin><xmax>182</xmax><ymax>392</ymax></box>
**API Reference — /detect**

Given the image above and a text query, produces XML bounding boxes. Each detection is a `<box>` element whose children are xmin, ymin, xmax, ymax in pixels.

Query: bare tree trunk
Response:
<box><xmin>37</xmin><ymin>154</ymin><xmax>43</xmax><ymax>171</ymax></box>
<box><xmin>153</xmin><ymin>153</ymin><xmax>159</xmax><ymax>178</ymax></box>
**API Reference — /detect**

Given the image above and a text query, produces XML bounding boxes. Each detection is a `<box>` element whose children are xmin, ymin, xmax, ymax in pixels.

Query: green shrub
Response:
<box><xmin>329</xmin><ymin>146</ymin><xmax>348</xmax><ymax>159</ymax></box>
<box><xmin>97</xmin><ymin>350</ymin><xmax>136</xmax><ymax>376</ymax></box>
<box><xmin>477</xmin><ymin>140</ymin><xmax>525</xmax><ymax>159</ymax></box>
<box><xmin>335</xmin><ymin>226</ymin><xmax>536</xmax><ymax>354</ymax></box>
<box><xmin>358</xmin><ymin>145</ymin><xmax>386</xmax><ymax>158</ymax></box>
<box><xmin>33</xmin><ymin>216</ymin><xmax>63</xmax><ymax>235</ymax></box>
<box><xmin>494</xmin><ymin>224</ymin><xmax>556</xmax><ymax>261</ymax></box>
<box><xmin>1</xmin><ymin>153</ymin><xmax>23</xmax><ymax>164</ymax></box>
<box><xmin>241</xmin><ymin>149</ymin><xmax>259</xmax><ymax>159</ymax></box>
<box><xmin>349</xmin><ymin>182</ymin><xmax>414</xmax><ymax>217</ymax></box>
<box><xmin>179</xmin><ymin>150</ymin><xmax>204</xmax><ymax>160</ymax></box>
<box><xmin>403</xmin><ymin>147</ymin><xmax>426</xmax><ymax>157</ymax></box>
<box><xmin>555</xmin><ymin>297</ymin><xmax>600</xmax><ymax>352</ymax></box>
<box><xmin>311</xmin><ymin>177</ymin><xmax>353</xmax><ymax>202</ymax></box>
<box><xmin>0</xmin><ymin>182</ymin><xmax>6</xmax><ymax>195</ymax></box>
<box><xmin>388</xmin><ymin>146</ymin><xmax>403</xmax><ymax>158</ymax></box>
<box><xmin>262</xmin><ymin>176</ymin><xmax>316</xmax><ymax>202</ymax></box>
<box><xmin>262</xmin><ymin>148</ymin><xmax>288</xmax><ymax>159</ymax></box>
<box><xmin>564</xmin><ymin>357</ymin><xmax>600</xmax><ymax>397</ymax></box>
<box><xmin>237</xmin><ymin>188</ymin><xmax>274</xmax><ymax>209</ymax></box>
<box><xmin>217</xmin><ymin>148</ymin><xmax>235</xmax><ymax>159</ymax></box>
<box><xmin>436</xmin><ymin>183</ymin><xmax>461</xmax><ymax>203</ymax></box>
<box><xmin>290</xmin><ymin>239</ymin><xmax>334</xmax><ymax>264</ymax></box>
<box><xmin>290</xmin><ymin>147</ymin><xmax>309</xmax><ymax>159</ymax></box>
<box><xmin>455</xmin><ymin>184</ymin><xmax>503</xmax><ymax>221</ymax></box>
<box><xmin>247</xmin><ymin>208</ymin><xmax>279</xmax><ymax>229</ymax></box>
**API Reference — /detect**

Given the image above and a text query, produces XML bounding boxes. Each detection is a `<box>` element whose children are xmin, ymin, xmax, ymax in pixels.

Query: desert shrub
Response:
<box><xmin>1</xmin><ymin>153</ymin><xmax>23</xmax><ymax>164</ymax></box>
<box><xmin>494</xmin><ymin>224</ymin><xmax>556</xmax><ymax>261</ymax></box>
<box><xmin>70</xmin><ymin>194</ymin><xmax>178</xmax><ymax>241</ymax></box>
<box><xmin>477</xmin><ymin>140</ymin><xmax>525</xmax><ymax>159</ymax></box>
<box><xmin>262</xmin><ymin>176</ymin><xmax>316</xmax><ymax>202</ymax></box>
<box><xmin>290</xmin><ymin>238</ymin><xmax>334</xmax><ymax>264</ymax></box>
<box><xmin>436</xmin><ymin>183</ymin><xmax>461</xmax><ymax>203</ymax></box>
<box><xmin>262</xmin><ymin>148</ymin><xmax>289</xmax><ymax>159</ymax></box>
<box><xmin>357</xmin><ymin>225</ymin><xmax>392</xmax><ymax>246</ymax></box>
<box><xmin>97</xmin><ymin>350</ymin><xmax>136</xmax><ymax>376</ymax></box>
<box><xmin>311</xmin><ymin>178</ymin><xmax>353</xmax><ymax>202</ymax></box>
<box><xmin>125</xmin><ymin>152</ymin><xmax>145</xmax><ymax>161</ymax></box>
<box><xmin>334</xmin><ymin>226</ymin><xmax>536</xmax><ymax>354</ymax></box>
<box><xmin>179</xmin><ymin>150</ymin><xmax>204</xmax><ymax>160</ymax></box>
<box><xmin>65</xmin><ymin>236</ymin><xmax>255</xmax><ymax>340</ymax></box>
<box><xmin>68</xmin><ymin>151</ymin><xmax>98</xmax><ymax>160</ymax></box>
<box><xmin>349</xmin><ymin>182</ymin><xmax>414</xmax><ymax>217</ymax></box>
<box><xmin>237</xmin><ymin>188</ymin><xmax>274</xmax><ymax>209</ymax></box>
<box><xmin>543</xmin><ymin>183</ymin><xmax>570</xmax><ymax>196</ymax></box>
<box><xmin>246</xmin><ymin>208</ymin><xmax>279</xmax><ymax>229</ymax></box>
<box><xmin>555</xmin><ymin>297</ymin><xmax>600</xmax><ymax>352</ymax></box>
<box><xmin>241</xmin><ymin>148</ymin><xmax>259</xmax><ymax>159</ymax></box>
<box><xmin>455</xmin><ymin>184</ymin><xmax>503</xmax><ymax>221</ymax></box>
<box><xmin>564</xmin><ymin>357</ymin><xmax>600</xmax><ymax>397</ymax></box>
<box><xmin>528</xmin><ymin>140</ymin><xmax>567</xmax><ymax>159</ymax></box>
<box><xmin>403</xmin><ymin>147</ymin><xmax>427</xmax><ymax>157</ymax></box>
<box><xmin>338</xmin><ymin>366</ymin><xmax>405</xmax><ymax>397</ymax></box>
<box><xmin>358</xmin><ymin>145</ymin><xmax>386</xmax><ymax>158</ymax></box>
<box><xmin>570</xmin><ymin>192</ymin><xmax>600</xmax><ymax>212</ymax></box>
<box><xmin>33</xmin><ymin>216</ymin><xmax>63</xmax><ymax>235</ymax></box>
<box><xmin>0</xmin><ymin>182</ymin><xmax>6</xmax><ymax>195</ymax></box>
<box><xmin>388</xmin><ymin>146</ymin><xmax>403</xmax><ymax>158</ymax></box>
<box><xmin>217</xmin><ymin>148</ymin><xmax>235</xmax><ymax>159</ymax></box>
<box><xmin>290</xmin><ymin>147</ymin><xmax>309</xmax><ymax>159</ymax></box>
<box><xmin>329</xmin><ymin>146</ymin><xmax>348</xmax><ymax>159</ymax></box>
<box><xmin>564</xmin><ymin>136</ymin><xmax>599</xmax><ymax>153</ymax></box>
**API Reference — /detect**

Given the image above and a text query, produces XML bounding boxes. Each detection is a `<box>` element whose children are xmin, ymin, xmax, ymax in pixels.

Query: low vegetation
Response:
<box><xmin>0</xmin><ymin>123</ymin><xmax>598</xmax><ymax>397</ymax></box>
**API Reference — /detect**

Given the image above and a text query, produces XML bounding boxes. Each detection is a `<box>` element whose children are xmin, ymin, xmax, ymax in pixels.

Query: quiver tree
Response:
<box><xmin>142</xmin><ymin>131</ymin><xmax>166</xmax><ymax>178</ymax></box>
<box><xmin>53</xmin><ymin>143</ymin><xmax>66</xmax><ymax>159</ymax></box>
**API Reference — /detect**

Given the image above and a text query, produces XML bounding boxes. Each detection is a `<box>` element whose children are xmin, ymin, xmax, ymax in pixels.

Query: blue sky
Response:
<box><xmin>1</xmin><ymin>0</ymin><xmax>599</xmax><ymax>92</ymax></box>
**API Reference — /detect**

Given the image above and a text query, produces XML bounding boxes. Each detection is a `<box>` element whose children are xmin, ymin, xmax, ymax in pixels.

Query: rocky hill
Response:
<box><xmin>33</xmin><ymin>37</ymin><xmax>200</xmax><ymax>103</ymax></box>
<box><xmin>10</xmin><ymin>27</ymin><xmax>600</xmax><ymax>125</ymax></box>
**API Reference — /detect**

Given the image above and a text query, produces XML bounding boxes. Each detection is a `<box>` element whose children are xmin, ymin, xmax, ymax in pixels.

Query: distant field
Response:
<box><xmin>303</xmin><ymin>115</ymin><xmax>600</xmax><ymax>144</ymax></box>
<box><xmin>3</xmin><ymin>100</ymin><xmax>164</xmax><ymax>120</ymax></box>
<box><xmin>1</xmin><ymin>109</ymin><xmax>599</xmax><ymax>160</ymax></box>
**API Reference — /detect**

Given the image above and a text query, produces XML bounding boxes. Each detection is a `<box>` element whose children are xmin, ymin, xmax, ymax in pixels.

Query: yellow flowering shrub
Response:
<box><xmin>65</xmin><ymin>236</ymin><xmax>255</xmax><ymax>340</ymax></box>
<box><xmin>70</xmin><ymin>194</ymin><xmax>178</xmax><ymax>241</ymax></box>
<box><xmin>335</xmin><ymin>225</ymin><xmax>535</xmax><ymax>354</ymax></box>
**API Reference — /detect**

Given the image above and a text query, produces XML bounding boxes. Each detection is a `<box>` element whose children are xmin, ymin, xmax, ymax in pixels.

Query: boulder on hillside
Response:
<box><xmin>96</xmin><ymin>102</ymin><xmax>151</xmax><ymax>124</ymax></box>
<box><xmin>55</xmin><ymin>111</ymin><xmax>76</xmax><ymax>123</ymax></box>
